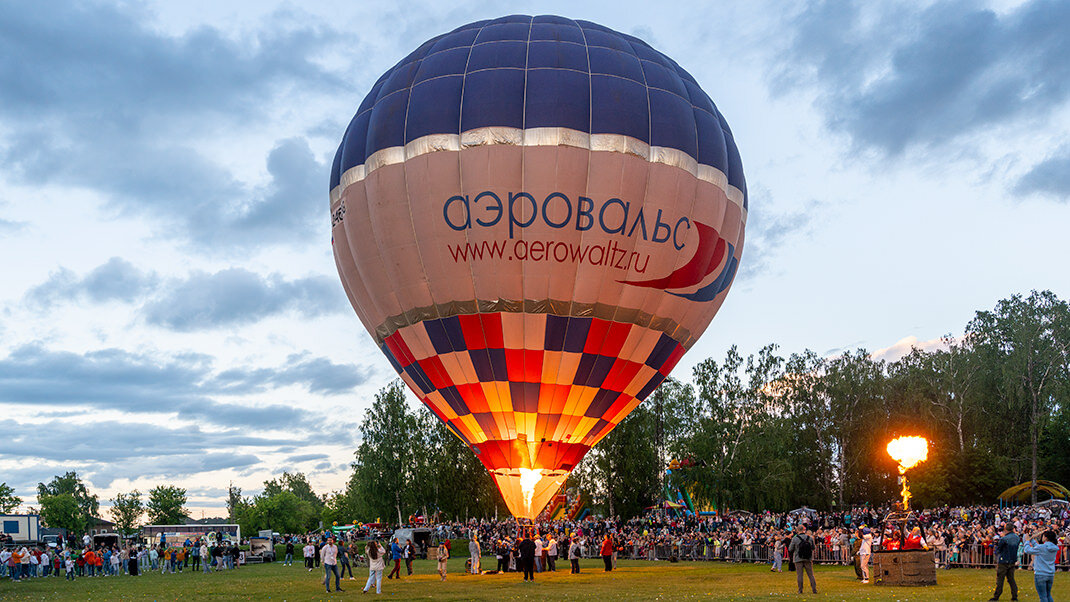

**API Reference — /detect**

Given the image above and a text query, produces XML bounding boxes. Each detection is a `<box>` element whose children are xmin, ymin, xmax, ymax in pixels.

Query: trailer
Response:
<box><xmin>1</xmin><ymin>514</ymin><xmax>41</xmax><ymax>546</ymax></box>
<box><xmin>141</xmin><ymin>523</ymin><xmax>240</xmax><ymax>546</ymax></box>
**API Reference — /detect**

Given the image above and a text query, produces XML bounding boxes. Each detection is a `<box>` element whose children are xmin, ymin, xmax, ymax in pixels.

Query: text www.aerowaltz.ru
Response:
<box><xmin>447</xmin><ymin>239</ymin><xmax>651</xmax><ymax>273</ymax></box>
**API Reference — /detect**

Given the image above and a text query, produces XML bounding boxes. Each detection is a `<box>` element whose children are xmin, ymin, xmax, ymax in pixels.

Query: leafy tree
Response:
<box><xmin>39</xmin><ymin>493</ymin><xmax>86</xmax><ymax>534</ymax></box>
<box><xmin>146</xmin><ymin>486</ymin><xmax>188</xmax><ymax>525</ymax></box>
<box><xmin>239</xmin><ymin>491</ymin><xmax>317</xmax><ymax>534</ymax></box>
<box><xmin>226</xmin><ymin>483</ymin><xmax>248</xmax><ymax>522</ymax></box>
<box><xmin>110</xmin><ymin>490</ymin><xmax>143</xmax><ymax>536</ymax></box>
<box><xmin>588</xmin><ymin>401</ymin><xmax>660</xmax><ymax>519</ymax></box>
<box><xmin>262</xmin><ymin>472</ymin><xmax>322</xmax><ymax>509</ymax></box>
<box><xmin>0</xmin><ymin>483</ymin><xmax>21</xmax><ymax>513</ymax></box>
<box><xmin>37</xmin><ymin>472</ymin><xmax>98</xmax><ymax>529</ymax></box>
<box><xmin>350</xmin><ymin>381</ymin><xmax>418</xmax><ymax>523</ymax></box>
<box><xmin>968</xmin><ymin>290</ymin><xmax>1070</xmax><ymax>503</ymax></box>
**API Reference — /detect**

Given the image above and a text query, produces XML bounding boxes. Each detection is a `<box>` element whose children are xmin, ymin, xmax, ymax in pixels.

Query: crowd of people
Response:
<box><xmin>1</xmin><ymin>532</ymin><xmax>245</xmax><ymax>583</ymax></box>
<box><xmin>415</xmin><ymin>502</ymin><xmax>1069</xmax><ymax>570</ymax></box>
<box><xmin>4</xmin><ymin>502</ymin><xmax>1068</xmax><ymax>597</ymax></box>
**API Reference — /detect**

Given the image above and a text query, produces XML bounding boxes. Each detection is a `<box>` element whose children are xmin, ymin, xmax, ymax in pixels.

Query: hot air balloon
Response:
<box><xmin>330</xmin><ymin>15</ymin><xmax>747</xmax><ymax>519</ymax></box>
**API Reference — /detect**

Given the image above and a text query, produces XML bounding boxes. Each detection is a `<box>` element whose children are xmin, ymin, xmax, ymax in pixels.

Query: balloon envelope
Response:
<box><xmin>330</xmin><ymin>15</ymin><xmax>747</xmax><ymax>518</ymax></box>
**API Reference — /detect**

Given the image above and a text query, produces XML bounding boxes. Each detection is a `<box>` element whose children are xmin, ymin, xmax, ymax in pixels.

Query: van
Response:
<box><xmin>390</xmin><ymin>528</ymin><xmax>433</xmax><ymax>559</ymax></box>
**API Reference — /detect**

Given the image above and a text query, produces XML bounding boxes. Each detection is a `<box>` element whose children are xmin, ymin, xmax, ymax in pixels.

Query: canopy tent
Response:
<box><xmin>788</xmin><ymin>507</ymin><xmax>818</xmax><ymax>517</ymax></box>
<box><xmin>998</xmin><ymin>480</ymin><xmax>1070</xmax><ymax>503</ymax></box>
<box><xmin>1034</xmin><ymin>499</ymin><xmax>1070</xmax><ymax>509</ymax></box>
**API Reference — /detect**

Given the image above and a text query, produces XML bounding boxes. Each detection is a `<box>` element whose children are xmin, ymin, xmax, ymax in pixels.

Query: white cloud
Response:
<box><xmin>871</xmin><ymin>335</ymin><xmax>950</xmax><ymax>363</ymax></box>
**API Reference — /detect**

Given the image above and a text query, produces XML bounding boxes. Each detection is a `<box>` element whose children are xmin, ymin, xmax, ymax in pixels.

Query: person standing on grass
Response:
<box><xmin>437</xmin><ymin>541</ymin><xmax>449</xmax><ymax>581</ymax></box>
<box><xmin>322</xmin><ymin>536</ymin><xmax>343</xmax><ymax>593</ymax></box>
<box><xmin>771</xmin><ymin>532</ymin><xmax>784</xmax><ymax>572</ymax></box>
<box><xmin>388</xmin><ymin>538</ymin><xmax>402</xmax><ymax>579</ymax></box>
<box><xmin>519</xmin><ymin>530</ymin><xmax>536</xmax><ymax>582</ymax></box>
<box><xmin>789</xmin><ymin>524</ymin><xmax>818</xmax><ymax>595</ymax></box>
<box><xmin>569</xmin><ymin>537</ymin><xmax>581</xmax><ymax>574</ymax></box>
<box><xmin>404</xmin><ymin>538</ymin><xmax>415</xmax><ymax>575</ymax></box>
<box><xmin>339</xmin><ymin>543</ymin><xmax>354</xmax><ymax>580</ymax></box>
<box><xmin>1022</xmin><ymin>529</ymin><xmax>1059</xmax><ymax>602</ymax></box>
<box><xmin>469</xmin><ymin>535</ymin><xmax>481</xmax><ymax>574</ymax></box>
<box><xmin>304</xmin><ymin>540</ymin><xmax>315</xmax><ymax>571</ymax></box>
<box><xmin>989</xmin><ymin>523</ymin><xmax>1020</xmax><ymax>601</ymax></box>
<box><xmin>200</xmin><ymin>541</ymin><xmax>211</xmax><ymax>574</ymax></box>
<box><xmin>858</xmin><ymin>528</ymin><xmax>873</xmax><ymax>584</ymax></box>
<box><xmin>547</xmin><ymin>535</ymin><xmax>558</xmax><ymax>572</ymax></box>
<box><xmin>600</xmin><ymin>534</ymin><xmax>613</xmax><ymax>572</ymax></box>
<box><xmin>190</xmin><ymin>539</ymin><xmax>200</xmax><ymax>573</ymax></box>
<box><xmin>128</xmin><ymin>546</ymin><xmax>140</xmax><ymax>577</ymax></box>
<box><xmin>363</xmin><ymin>541</ymin><xmax>385</xmax><ymax>594</ymax></box>
<box><xmin>285</xmin><ymin>539</ymin><xmax>294</xmax><ymax>566</ymax></box>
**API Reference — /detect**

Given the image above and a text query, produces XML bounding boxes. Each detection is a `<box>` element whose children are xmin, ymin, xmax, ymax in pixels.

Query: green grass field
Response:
<box><xmin>0</xmin><ymin>557</ymin><xmax>1050</xmax><ymax>601</ymax></box>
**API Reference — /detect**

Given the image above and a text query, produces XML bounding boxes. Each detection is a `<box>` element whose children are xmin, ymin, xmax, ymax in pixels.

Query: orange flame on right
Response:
<box><xmin>886</xmin><ymin>436</ymin><xmax>929</xmax><ymax>510</ymax></box>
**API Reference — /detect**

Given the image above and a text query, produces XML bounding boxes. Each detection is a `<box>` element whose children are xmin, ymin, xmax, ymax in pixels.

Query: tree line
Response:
<box><xmin>4</xmin><ymin>290</ymin><xmax>1065</xmax><ymax>530</ymax></box>
<box><xmin>335</xmin><ymin>290</ymin><xmax>1069</xmax><ymax>522</ymax></box>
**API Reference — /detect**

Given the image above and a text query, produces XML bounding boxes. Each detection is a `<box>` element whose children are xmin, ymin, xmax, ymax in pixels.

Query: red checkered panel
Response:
<box><xmin>379</xmin><ymin>313</ymin><xmax>685</xmax><ymax>473</ymax></box>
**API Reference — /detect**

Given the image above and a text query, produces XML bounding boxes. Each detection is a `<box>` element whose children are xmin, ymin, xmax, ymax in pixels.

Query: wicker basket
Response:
<box><xmin>872</xmin><ymin>549</ymin><xmax>937</xmax><ymax>586</ymax></box>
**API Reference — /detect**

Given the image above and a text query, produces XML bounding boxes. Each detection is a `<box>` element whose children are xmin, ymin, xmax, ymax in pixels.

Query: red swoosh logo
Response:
<box><xmin>620</xmin><ymin>221</ymin><xmax>725</xmax><ymax>289</ymax></box>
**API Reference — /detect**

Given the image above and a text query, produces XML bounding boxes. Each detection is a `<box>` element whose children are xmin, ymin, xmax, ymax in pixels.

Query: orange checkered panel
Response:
<box><xmin>380</xmin><ymin>313</ymin><xmax>684</xmax><ymax>473</ymax></box>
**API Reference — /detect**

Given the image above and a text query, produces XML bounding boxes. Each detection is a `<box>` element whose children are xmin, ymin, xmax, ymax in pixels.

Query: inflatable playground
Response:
<box><xmin>662</xmin><ymin>458</ymin><xmax>716</xmax><ymax>517</ymax></box>
<box><xmin>539</xmin><ymin>491</ymin><xmax>591</xmax><ymax>522</ymax></box>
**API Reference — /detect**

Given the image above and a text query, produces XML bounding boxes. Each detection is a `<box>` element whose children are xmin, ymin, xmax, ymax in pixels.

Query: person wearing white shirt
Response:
<box><xmin>534</xmin><ymin>537</ymin><xmax>544</xmax><ymax>573</ymax></box>
<box><xmin>546</xmin><ymin>537</ymin><xmax>558</xmax><ymax>572</ymax></box>
<box><xmin>363</xmin><ymin>541</ymin><xmax>385</xmax><ymax>594</ymax></box>
<box><xmin>858</xmin><ymin>528</ymin><xmax>873</xmax><ymax>584</ymax></box>
<box><xmin>200</xmin><ymin>543</ymin><xmax>211</xmax><ymax>574</ymax></box>
<box><xmin>321</xmin><ymin>536</ymin><xmax>342</xmax><ymax>593</ymax></box>
<box><xmin>303</xmin><ymin>542</ymin><xmax>315</xmax><ymax>571</ymax></box>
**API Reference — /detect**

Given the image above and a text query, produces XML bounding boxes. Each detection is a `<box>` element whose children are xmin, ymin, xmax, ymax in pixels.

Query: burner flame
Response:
<box><xmin>886</xmin><ymin>436</ymin><xmax>929</xmax><ymax>510</ymax></box>
<box><xmin>518</xmin><ymin>468</ymin><xmax>542</xmax><ymax>514</ymax></box>
<box><xmin>887</xmin><ymin>436</ymin><xmax>929</xmax><ymax>473</ymax></box>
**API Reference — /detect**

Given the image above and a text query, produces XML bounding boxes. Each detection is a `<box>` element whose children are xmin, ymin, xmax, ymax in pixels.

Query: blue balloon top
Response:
<box><xmin>332</xmin><ymin>15</ymin><xmax>745</xmax><ymax>208</ymax></box>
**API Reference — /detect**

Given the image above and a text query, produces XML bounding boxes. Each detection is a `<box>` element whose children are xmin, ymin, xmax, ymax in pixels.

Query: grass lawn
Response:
<box><xmin>0</xmin><ymin>557</ymin><xmax>1043</xmax><ymax>601</ymax></box>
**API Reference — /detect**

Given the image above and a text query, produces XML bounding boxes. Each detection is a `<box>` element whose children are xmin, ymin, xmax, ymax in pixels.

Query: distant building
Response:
<box><xmin>87</xmin><ymin>516</ymin><xmax>116</xmax><ymax>536</ymax></box>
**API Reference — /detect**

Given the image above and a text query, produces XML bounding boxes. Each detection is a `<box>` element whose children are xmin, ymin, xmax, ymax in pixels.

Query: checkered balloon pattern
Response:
<box><xmin>330</xmin><ymin>15</ymin><xmax>746</xmax><ymax>518</ymax></box>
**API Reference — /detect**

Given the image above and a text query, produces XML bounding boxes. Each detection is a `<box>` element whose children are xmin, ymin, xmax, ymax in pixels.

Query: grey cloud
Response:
<box><xmin>0</xmin><ymin>218</ymin><xmax>25</xmax><ymax>233</ymax></box>
<box><xmin>1014</xmin><ymin>145</ymin><xmax>1070</xmax><ymax>199</ymax></box>
<box><xmin>285</xmin><ymin>453</ymin><xmax>329</xmax><ymax>463</ymax></box>
<box><xmin>27</xmin><ymin>258</ymin><xmax>157</xmax><ymax>307</ymax></box>
<box><xmin>23</xmin><ymin>258</ymin><xmax>347</xmax><ymax>330</ymax></box>
<box><xmin>142</xmin><ymin>268</ymin><xmax>345</xmax><ymax>331</ymax></box>
<box><xmin>737</xmin><ymin>196</ymin><xmax>822</xmax><ymax>280</ymax></box>
<box><xmin>87</xmin><ymin>454</ymin><xmax>263</xmax><ymax>489</ymax></box>
<box><xmin>0</xmin><ymin>343</ymin><xmax>366</xmax><ymax>428</ymax></box>
<box><xmin>0</xmin><ymin>2</ymin><xmax>345</xmax><ymax>248</ymax></box>
<box><xmin>780</xmin><ymin>0</ymin><xmax>1070</xmax><ymax>155</ymax></box>
<box><xmin>214</xmin><ymin>354</ymin><xmax>372</xmax><ymax>395</ymax></box>
<box><xmin>0</xmin><ymin>418</ymin><xmax>289</xmax><ymax>491</ymax></box>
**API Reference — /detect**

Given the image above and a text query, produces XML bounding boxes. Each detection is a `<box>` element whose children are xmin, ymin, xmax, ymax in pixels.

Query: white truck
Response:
<box><xmin>1</xmin><ymin>514</ymin><xmax>41</xmax><ymax>546</ymax></box>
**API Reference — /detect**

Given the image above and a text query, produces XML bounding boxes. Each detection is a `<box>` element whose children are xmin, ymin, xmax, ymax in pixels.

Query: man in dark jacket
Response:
<box><xmin>788</xmin><ymin>524</ymin><xmax>818</xmax><ymax>594</ymax></box>
<box><xmin>989</xmin><ymin>524</ymin><xmax>1020</xmax><ymax>601</ymax></box>
<box><xmin>518</xmin><ymin>531</ymin><xmax>536</xmax><ymax>582</ymax></box>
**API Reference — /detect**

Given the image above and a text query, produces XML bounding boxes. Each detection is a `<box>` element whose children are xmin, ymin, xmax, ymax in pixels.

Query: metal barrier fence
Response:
<box><xmin>565</xmin><ymin>542</ymin><xmax>1070</xmax><ymax>570</ymax></box>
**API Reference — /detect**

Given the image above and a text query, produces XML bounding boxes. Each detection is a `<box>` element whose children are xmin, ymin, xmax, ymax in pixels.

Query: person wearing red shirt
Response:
<box><xmin>903</xmin><ymin>527</ymin><xmax>926</xmax><ymax>550</ymax></box>
<box><xmin>600</xmin><ymin>535</ymin><xmax>613</xmax><ymax>572</ymax></box>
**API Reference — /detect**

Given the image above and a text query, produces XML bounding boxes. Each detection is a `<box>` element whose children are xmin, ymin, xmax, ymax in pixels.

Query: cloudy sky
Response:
<box><xmin>1</xmin><ymin>0</ymin><xmax>1068</xmax><ymax>517</ymax></box>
